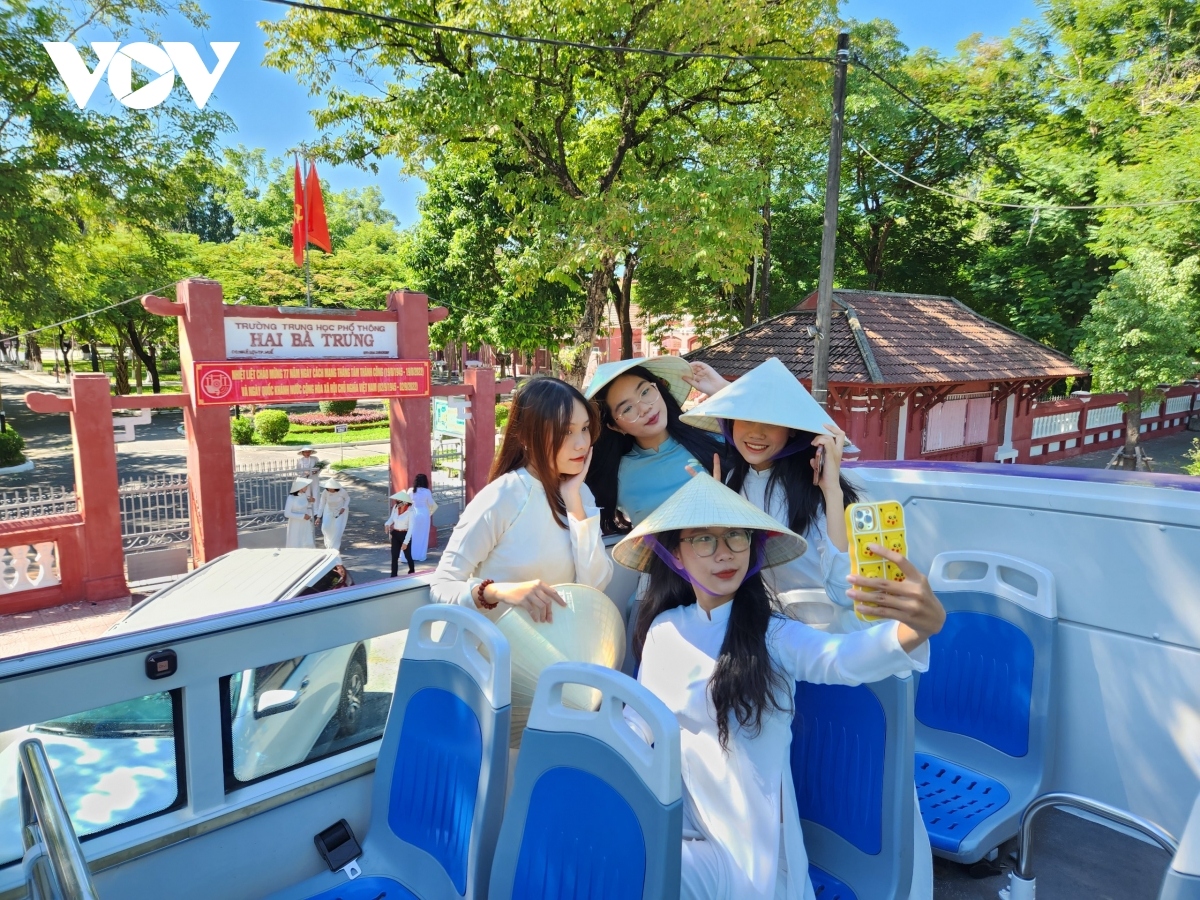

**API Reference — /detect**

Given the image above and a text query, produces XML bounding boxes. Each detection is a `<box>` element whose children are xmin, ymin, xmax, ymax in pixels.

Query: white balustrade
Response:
<box><xmin>1031</xmin><ymin>411</ymin><xmax>1080</xmax><ymax>440</ymax></box>
<box><xmin>0</xmin><ymin>542</ymin><xmax>60</xmax><ymax>594</ymax></box>
<box><xmin>1085</xmin><ymin>405</ymin><xmax>1124</xmax><ymax>430</ymax></box>
<box><xmin>1165</xmin><ymin>395</ymin><xmax>1195</xmax><ymax>415</ymax></box>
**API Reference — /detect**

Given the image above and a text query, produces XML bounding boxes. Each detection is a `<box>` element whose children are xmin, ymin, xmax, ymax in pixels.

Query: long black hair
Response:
<box><xmin>412</xmin><ymin>473</ymin><xmax>429</xmax><ymax>490</ymax></box>
<box><xmin>586</xmin><ymin>365</ymin><xmax>727</xmax><ymax>534</ymax></box>
<box><xmin>633</xmin><ymin>529</ymin><xmax>790</xmax><ymax>751</ymax></box>
<box><xmin>725</xmin><ymin>436</ymin><xmax>860</xmax><ymax>537</ymax></box>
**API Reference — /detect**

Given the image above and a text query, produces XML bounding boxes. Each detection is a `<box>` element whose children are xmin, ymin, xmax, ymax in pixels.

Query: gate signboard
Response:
<box><xmin>194</xmin><ymin>359</ymin><xmax>430</xmax><ymax>406</ymax></box>
<box><xmin>224</xmin><ymin>315</ymin><xmax>397</xmax><ymax>359</ymax></box>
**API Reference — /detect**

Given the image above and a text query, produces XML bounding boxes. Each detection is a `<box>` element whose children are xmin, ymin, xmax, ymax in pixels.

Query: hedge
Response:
<box><xmin>0</xmin><ymin>429</ymin><xmax>25</xmax><ymax>467</ymax></box>
<box><xmin>288</xmin><ymin>409</ymin><xmax>387</xmax><ymax>427</ymax></box>
<box><xmin>319</xmin><ymin>399</ymin><xmax>358</xmax><ymax>416</ymax></box>
<box><xmin>254</xmin><ymin>409</ymin><xmax>291</xmax><ymax>443</ymax></box>
<box><xmin>230</xmin><ymin>416</ymin><xmax>255</xmax><ymax>445</ymax></box>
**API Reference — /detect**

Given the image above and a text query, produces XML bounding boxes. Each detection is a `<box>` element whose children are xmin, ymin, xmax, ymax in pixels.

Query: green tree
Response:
<box><xmin>0</xmin><ymin>0</ymin><xmax>228</xmax><ymax>339</ymax></box>
<box><xmin>1076</xmin><ymin>251</ymin><xmax>1199</xmax><ymax>468</ymax></box>
<box><xmin>264</xmin><ymin>0</ymin><xmax>830</xmax><ymax>383</ymax></box>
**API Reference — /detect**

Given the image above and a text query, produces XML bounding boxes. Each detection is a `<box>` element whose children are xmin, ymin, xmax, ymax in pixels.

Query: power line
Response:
<box><xmin>852</xmin><ymin>140</ymin><xmax>1200</xmax><ymax>212</ymax></box>
<box><xmin>849</xmin><ymin>55</ymin><xmax>1050</xmax><ymax>192</ymax></box>
<box><xmin>6</xmin><ymin>276</ymin><xmax>200</xmax><ymax>344</ymax></box>
<box><xmin>259</xmin><ymin>0</ymin><xmax>835</xmax><ymax>65</ymax></box>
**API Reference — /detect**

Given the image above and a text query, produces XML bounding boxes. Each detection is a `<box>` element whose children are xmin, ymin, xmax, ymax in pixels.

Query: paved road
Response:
<box><xmin>1047</xmin><ymin>428</ymin><xmax>1198</xmax><ymax>474</ymax></box>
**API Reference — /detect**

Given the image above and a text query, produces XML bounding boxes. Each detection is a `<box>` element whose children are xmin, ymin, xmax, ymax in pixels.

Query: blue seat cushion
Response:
<box><xmin>809</xmin><ymin>864</ymin><xmax>858</xmax><ymax>899</ymax></box>
<box><xmin>791</xmin><ymin>681</ymin><xmax>886</xmax><ymax>855</ymax></box>
<box><xmin>916</xmin><ymin>609</ymin><xmax>1035</xmax><ymax>757</ymax></box>
<box><xmin>301</xmin><ymin>875</ymin><xmax>418</xmax><ymax>900</ymax></box>
<box><xmin>915</xmin><ymin>753</ymin><xmax>1010</xmax><ymax>853</ymax></box>
<box><xmin>511</xmin><ymin>766</ymin><xmax>646</xmax><ymax>899</ymax></box>
<box><xmin>388</xmin><ymin>687</ymin><xmax>483</xmax><ymax>894</ymax></box>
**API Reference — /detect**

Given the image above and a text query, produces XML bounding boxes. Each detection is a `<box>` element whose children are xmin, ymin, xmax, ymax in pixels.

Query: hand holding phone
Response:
<box><xmin>844</xmin><ymin>501</ymin><xmax>908</xmax><ymax>621</ymax></box>
<box><xmin>812</xmin><ymin>445</ymin><xmax>825</xmax><ymax>486</ymax></box>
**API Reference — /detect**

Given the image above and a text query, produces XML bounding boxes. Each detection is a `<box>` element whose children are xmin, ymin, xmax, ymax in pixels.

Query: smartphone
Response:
<box><xmin>813</xmin><ymin>445</ymin><xmax>825</xmax><ymax>485</ymax></box>
<box><xmin>844</xmin><ymin>501</ymin><xmax>907</xmax><ymax>621</ymax></box>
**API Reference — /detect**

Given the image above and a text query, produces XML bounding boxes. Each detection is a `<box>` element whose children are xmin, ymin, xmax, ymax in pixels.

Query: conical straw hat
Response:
<box><xmin>289</xmin><ymin>477</ymin><xmax>312</xmax><ymax>493</ymax></box>
<box><xmin>612</xmin><ymin>471</ymin><xmax>807</xmax><ymax>572</ymax></box>
<box><xmin>297</xmin><ymin>446</ymin><xmax>315</xmax><ymax>454</ymax></box>
<box><xmin>322</xmin><ymin>478</ymin><xmax>344</xmax><ymax>491</ymax></box>
<box><xmin>583</xmin><ymin>355</ymin><xmax>694</xmax><ymax>406</ymax></box>
<box><xmin>390</xmin><ymin>490</ymin><xmax>411</xmax><ymax>503</ymax></box>
<box><xmin>680</xmin><ymin>357</ymin><xmax>837</xmax><ymax>436</ymax></box>
<box><xmin>495</xmin><ymin>583</ymin><xmax>625</xmax><ymax>748</ymax></box>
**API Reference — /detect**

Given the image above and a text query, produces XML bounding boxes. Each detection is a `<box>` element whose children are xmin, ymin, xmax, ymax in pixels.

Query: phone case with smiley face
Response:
<box><xmin>844</xmin><ymin>501</ymin><xmax>907</xmax><ymax>621</ymax></box>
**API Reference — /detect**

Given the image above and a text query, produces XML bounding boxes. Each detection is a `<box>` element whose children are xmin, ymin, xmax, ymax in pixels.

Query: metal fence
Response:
<box><xmin>0</xmin><ymin>486</ymin><xmax>78</xmax><ymax>522</ymax></box>
<box><xmin>117</xmin><ymin>463</ymin><xmax>303</xmax><ymax>551</ymax></box>
<box><xmin>431</xmin><ymin>439</ymin><xmax>465</xmax><ymax>512</ymax></box>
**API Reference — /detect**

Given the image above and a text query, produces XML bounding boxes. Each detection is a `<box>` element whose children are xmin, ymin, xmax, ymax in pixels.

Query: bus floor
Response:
<box><xmin>934</xmin><ymin>806</ymin><xmax>1175</xmax><ymax>900</ymax></box>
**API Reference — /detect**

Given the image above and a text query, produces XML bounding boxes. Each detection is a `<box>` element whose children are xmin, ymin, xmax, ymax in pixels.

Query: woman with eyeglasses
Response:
<box><xmin>584</xmin><ymin>356</ymin><xmax>730</xmax><ymax>534</ymax></box>
<box><xmin>613</xmin><ymin>473</ymin><xmax>944</xmax><ymax>900</ymax></box>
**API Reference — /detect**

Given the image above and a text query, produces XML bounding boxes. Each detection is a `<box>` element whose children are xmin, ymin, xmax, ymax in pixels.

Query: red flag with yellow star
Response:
<box><xmin>292</xmin><ymin>160</ymin><xmax>305</xmax><ymax>267</ymax></box>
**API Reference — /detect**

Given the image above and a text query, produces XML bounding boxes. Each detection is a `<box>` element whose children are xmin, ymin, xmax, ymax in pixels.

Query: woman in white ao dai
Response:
<box><xmin>614</xmin><ymin>473</ymin><xmax>945</xmax><ymax>900</ymax></box>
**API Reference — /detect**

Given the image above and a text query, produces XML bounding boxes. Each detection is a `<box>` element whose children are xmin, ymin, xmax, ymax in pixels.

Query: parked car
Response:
<box><xmin>0</xmin><ymin>549</ymin><xmax>368</xmax><ymax>866</ymax></box>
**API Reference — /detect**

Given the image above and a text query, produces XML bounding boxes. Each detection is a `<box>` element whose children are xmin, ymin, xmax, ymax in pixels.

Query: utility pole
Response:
<box><xmin>811</xmin><ymin>31</ymin><xmax>850</xmax><ymax>409</ymax></box>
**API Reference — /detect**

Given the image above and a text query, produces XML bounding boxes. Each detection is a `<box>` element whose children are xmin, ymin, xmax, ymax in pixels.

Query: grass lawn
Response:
<box><xmin>274</xmin><ymin>425</ymin><xmax>391</xmax><ymax>446</ymax></box>
<box><xmin>330</xmin><ymin>453</ymin><xmax>389</xmax><ymax>471</ymax></box>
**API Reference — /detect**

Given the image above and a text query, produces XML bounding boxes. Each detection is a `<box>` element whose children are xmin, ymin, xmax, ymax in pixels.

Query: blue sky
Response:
<box><xmin>85</xmin><ymin>0</ymin><xmax>1041</xmax><ymax>227</ymax></box>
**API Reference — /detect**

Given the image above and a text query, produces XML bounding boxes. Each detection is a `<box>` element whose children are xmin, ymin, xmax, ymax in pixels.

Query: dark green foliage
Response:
<box><xmin>0</xmin><ymin>429</ymin><xmax>26</xmax><ymax>467</ymax></box>
<box><xmin>253</xmin><ymin>409</ymin><xmax>291</xmax><ymax>443</ymax></box>
<box><xmin>318</xmin><ymin>399</ymin><xmax>358</xmax><ymax>415</ymax></box>
<box><xmin>230</xmin><ymin>416</ymin><xmax>255</xmax><ymax>445</ymax></box>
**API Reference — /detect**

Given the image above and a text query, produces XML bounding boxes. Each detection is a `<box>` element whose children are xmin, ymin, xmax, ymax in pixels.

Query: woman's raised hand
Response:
<box><xmin>810</xmin><ymin>423</ymin><xmax>847</xmax><ymax>494</ymax></box>
<box><xmin>685</xmin><ymin>452</ymin><xmax>722</xmax><ymax>482</ymax></box>
<box><xmin>560</xmin><ymin>447</ymin><xmax>593</xmax><ymax>521</ymax></box>
<box><xmin>484</xmin><ymin>580</ymin><xmax>567</xmax><ymax>623</ymax></box>
<box><xmin>681</xmin><ymin>361</ymin><xmax>730</xmax><ymax>399</ymax></box>
<box><xmin>846</xmin><ymin>545</ymin><xmax>946</xmax><ymax>653</ymax></box>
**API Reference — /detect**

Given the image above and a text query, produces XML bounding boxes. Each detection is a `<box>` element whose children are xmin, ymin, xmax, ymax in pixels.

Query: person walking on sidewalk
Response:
<box><xmin>406</xmin><ymin>473</ymin><xmax>438</xmax><ymax>562</ymax></box>
<box><xmin>284</xmin><ymin>477</ymin><xmax>315</xmax><ymax>549</ymax></box>
<box><xmin>384</xmin><ymin>490</ymin><xmax>416</xmax><ymax>577</ymax></box>
<box><xmin>315</xmin><ymin>478</ymin><xmax>350</xmax><ymax>551</ymax></box>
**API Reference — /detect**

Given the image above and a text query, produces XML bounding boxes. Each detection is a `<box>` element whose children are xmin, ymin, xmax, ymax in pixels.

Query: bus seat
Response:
<box><xmin>488</xmin><ymin>662</ymin><xmax>682</xmax><ymax>900</ymax></box>
<box><xmin>1160</xmin><ymin>792</ymin><xmax>1200</xmax><ymax>900</ymax></box>
<box><xmin>916</xmin><ymin>552</ymin><xmax>1056</xmax><ymax>864</ymax></box>
<box><xmin>267</xmin><ymin>605</ymin><xmax>512</xmax><ymax>900</ymax></box>
<box><xmin>792</xmin><ymin>676</ymin><xmax>916</xmax><ymax>900</ymax></box>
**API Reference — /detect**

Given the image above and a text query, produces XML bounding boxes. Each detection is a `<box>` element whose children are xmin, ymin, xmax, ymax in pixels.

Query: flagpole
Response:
<box><xmin>303</xmin><ymin>154</ymin><xmax>312</xmax><ymax>307</ymax></box>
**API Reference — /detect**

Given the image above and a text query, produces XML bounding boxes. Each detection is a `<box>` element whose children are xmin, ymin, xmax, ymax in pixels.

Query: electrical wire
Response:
<box><xmin>5</xmin><ymin>276</ymin><xmax>200</xmax><ymax>344</ymax></box>
<box><xmin>852</xmin><ymin>140</ymin><xmax>1200</xmax><ymax>211</ymax></box>
<box><xmin>259</xmin><ymin>0</ymin><xmax>835</xmax><ymax>65</ymax></box>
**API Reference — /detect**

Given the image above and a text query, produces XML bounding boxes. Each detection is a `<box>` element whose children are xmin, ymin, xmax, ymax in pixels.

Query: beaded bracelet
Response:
<box><xmin>475</xmin><ymin>579</ymin><xmax>498</xmax><ymax>610</ymax></box>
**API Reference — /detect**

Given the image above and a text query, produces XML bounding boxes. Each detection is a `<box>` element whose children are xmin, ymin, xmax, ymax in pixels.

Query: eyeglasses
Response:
<box><xmin>612</xmin><ymin>382</ymin><xmax>661</xmax><ymax>424</ymax></box>
<box><xmin>679</xmin><ymin>529</ymin><xmax>752</xmax><ymax>557</ymax></box>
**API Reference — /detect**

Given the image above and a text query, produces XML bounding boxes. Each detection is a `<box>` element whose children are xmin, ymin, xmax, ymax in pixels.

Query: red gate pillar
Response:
<box><xmin>69</xmin><ymin>374</ymin><xmax>127</xmax><ymax>600</ymax></box>
<box><xmin>464</xmin><ymin>366</ymin><xmax>497</xmax><ymax>503</ymax></box>
<box><xmin>388</xmin><ymin>290</ymin><xmax>435</xmax><ymax>494</ymax></box>
<box><xmin>176</xmin><ymin>279</ymin><xmax>237</xmax><ymax>563</ymax></box>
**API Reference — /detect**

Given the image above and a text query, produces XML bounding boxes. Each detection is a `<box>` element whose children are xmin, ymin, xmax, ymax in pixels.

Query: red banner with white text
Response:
<box><xmin>193</xmin><ymin>360</ymin><xmax>430</xmax><ymax>406</ymax></box>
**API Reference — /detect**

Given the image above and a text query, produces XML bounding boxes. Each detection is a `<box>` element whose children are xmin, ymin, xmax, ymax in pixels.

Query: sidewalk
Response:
<box><xmin>1047</xmin><ymin>429</ymin><xmax>1199</xmax><ymax>474</ymax></box>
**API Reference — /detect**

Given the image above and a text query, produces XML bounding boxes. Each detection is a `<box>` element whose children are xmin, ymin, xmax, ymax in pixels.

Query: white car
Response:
<box><xmin>0</xmin><ymin>549</ymin><xmax>369</xmax><ymax>866</ymax></box>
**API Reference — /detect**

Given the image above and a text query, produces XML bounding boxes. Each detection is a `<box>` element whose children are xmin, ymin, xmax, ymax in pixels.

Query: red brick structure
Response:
<box><xmin>687</xmin><ymin>290</ymin><xmax>1198</xmax><ymax>464</ymax></box>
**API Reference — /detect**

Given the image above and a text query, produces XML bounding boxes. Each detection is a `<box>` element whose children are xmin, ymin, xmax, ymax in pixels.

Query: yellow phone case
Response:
<box><xmin>845</xmin><ymin>500</ymin><xmax>907</xmax><ymax>621</ymax></box>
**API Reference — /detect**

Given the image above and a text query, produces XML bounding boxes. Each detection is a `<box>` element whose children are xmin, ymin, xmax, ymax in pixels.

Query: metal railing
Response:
<box><xmin>19</xmin><ymin>738</ymin><xmax>101</xmax><ymax>900</ymax></box>
<box><xmin>0</xmin><ymin>486</ymin><xmax>77</xmax><ymax>522</ymax></box>
<box><xmin>1004</xmin><ymin>792</ymin><xmax>1178</xmax><ymax>899</ymax></box>
<box><xmin>432</xmin><ymin>439</ymin><xmax>465</xmax><ymax>511</ymax></box>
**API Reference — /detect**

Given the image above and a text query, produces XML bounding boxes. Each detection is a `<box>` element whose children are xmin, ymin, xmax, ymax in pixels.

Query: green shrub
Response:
<box><xmin>230</xmin><ymin>416</ymin><xmax>255</xmax><ymax>445</ymax></box>
<box><xmin>0</xmin><ymin>429</ymin><xmax>25</xmax><ymax>467</ymax></box>
<box><xmin>253</xmin><ymin>409</ymin><xmax>291</xmax><ymax>443</ymax></box>
<box><xmin>1187</xmin><ymin>438</ymin><xmax>1200</xmax><ymax>477</ymax></box>
<box><xmin>496</xmin><ymin>402</ymin><xmax>511</xmax><ymax>430</ymax></box>
<box><xmin>319</xmin><ymin>399</ymin><xmax>358</xmax><ymax>415</ymax></box>
<box><xmin>158</xmin><ymin>359</ymin><xmax>181</xmax><ymax>376</ymax></box>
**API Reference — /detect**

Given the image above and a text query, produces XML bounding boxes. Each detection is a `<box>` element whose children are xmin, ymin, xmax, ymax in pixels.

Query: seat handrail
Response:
<box><xmin>18</xmin><ymin>738</ymin><xmax>101</xmax><ymax>900</ymax></box>
<box><xmin>1015</xmin><ymin>792</ymin><xmax>1177</xmax><ymax>879</ymax></box>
